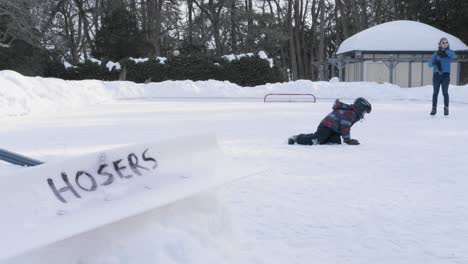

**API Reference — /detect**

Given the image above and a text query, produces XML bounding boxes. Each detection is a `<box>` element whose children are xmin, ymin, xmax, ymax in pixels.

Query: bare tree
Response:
<box><xmin>193</xmin><ymin>0</ymin><xmax>226</xmax><ymax>55</ymax></box>
<box><xmin>287</xmin><ymin>0</ymin><xmax>298</xmax><ymax>80</ymax></box>
<box><xmin>229</xmin><ymin>0</ymin><xmax>237</xmax><ymax>53</ymax></box>
<box><xmin>317</xmin><ymin>0</ymin><xmax>325</xmax><ymax>79</ymax></box>
<box><xmin>245</xmin><ymin>0</ymin><xmax>253</xmax><ymax>51</ymax></box>
<box><xmin>59</xmin><ymin>1</ymin><xmax>84</xmax><ymax>63</ymax></box>
<box><xmin>187</xmin><ymin>0</ymin><xmax>194</xmax><ymax>50</ymax></box>
<box><xmin>73</xmin><ymin>0</ymin><xmax>96</xmax><ymax>54</ymax></box>
<box><xmin>0</xmin><ymin>0</ymin><xmax>40</xmax><ymax>48</ymax></box>
<box><xmin>142</xmin><ymin>0</ymin><xmax>165</xmax><ymax>57</ymax></box>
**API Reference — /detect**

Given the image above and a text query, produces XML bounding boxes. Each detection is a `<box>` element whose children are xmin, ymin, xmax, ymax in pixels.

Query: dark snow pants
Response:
<box><xmin>296</xmin><ymin>125</ymin><xmax>342</xmax><ymax>145</ymax></box>
<box><xmin>432</xmin><ymin>72</ymin><xmax>450</xmax><ymax>107</ymax></box>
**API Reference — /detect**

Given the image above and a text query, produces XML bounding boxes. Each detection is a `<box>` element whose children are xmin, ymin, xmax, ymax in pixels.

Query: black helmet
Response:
<box><xmin>354</xmin><ymin>97</ymin><xmax>372</xmax><ymax>114</ymax></box>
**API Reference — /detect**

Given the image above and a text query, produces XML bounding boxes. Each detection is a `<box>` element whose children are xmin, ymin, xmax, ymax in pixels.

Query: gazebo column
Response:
<box><xmin>408</xmin><ymin>61</ymin><xmax>412</xmax><ymax>87</ymax></box>
<box><xmin>383</xmin><ymin>56</ymin><xmax>399</xmax><ymax>84</ymax></box>
<box><xmin>327</xmin><ymin>57</ymin><xmax>345</xmax><ymax>81</ymax></box>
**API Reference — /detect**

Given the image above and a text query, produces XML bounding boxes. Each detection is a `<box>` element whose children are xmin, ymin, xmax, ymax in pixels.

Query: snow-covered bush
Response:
<box><xmin>44</xmin><ymin>55</ymin><xmax>285</xmax><ymax>86</ymax></box>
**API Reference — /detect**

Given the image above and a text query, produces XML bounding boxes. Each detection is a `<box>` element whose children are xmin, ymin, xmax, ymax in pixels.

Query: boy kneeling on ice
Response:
<box><xmin>288</xmin><ymin>97</ymin><xmax>372</xmax><ymax>145</ymax></box>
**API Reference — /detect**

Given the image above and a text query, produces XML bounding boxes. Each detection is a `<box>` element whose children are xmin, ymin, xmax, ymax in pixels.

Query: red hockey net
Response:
<box><xmin>263</xmin><ymin>93</ymin><xmax>317</xmax><ymax>103</ymax></box>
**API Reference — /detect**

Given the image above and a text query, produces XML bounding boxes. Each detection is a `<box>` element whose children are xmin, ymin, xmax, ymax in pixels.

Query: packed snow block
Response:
<box><xmin>0</xmin><ymin>134</ymin><xmax>253</xmax><ymax>261</ymax></box>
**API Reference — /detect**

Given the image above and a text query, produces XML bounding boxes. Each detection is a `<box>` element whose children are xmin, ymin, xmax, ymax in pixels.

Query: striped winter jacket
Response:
<box><xmin>319</xmin><ymin>99</ymin><xmax>364</xmax><ymax>140</ymax></box>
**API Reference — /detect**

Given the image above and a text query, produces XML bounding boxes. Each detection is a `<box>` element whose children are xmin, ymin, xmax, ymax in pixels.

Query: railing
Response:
<box><xmin>0</xmin><ymin>148</ymin><xmax>43</xmax><ymax>167</ymax></box>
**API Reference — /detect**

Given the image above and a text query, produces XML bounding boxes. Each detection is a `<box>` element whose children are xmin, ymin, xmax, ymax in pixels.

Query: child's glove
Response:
<box><xmin>344</xmin><ymin>138</ymin><xmax>360</xmax><ymax>145</ymax></box>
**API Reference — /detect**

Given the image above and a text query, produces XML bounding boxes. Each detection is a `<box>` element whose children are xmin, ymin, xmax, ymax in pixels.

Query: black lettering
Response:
<box><xmin>97</xmin><ymin>164</ymin><xmax>114</xmax><ymax>185</ymax></box>
<box><xmin>113</xmin><ymin>159</ymin><xmax>133</xmax><ymax>178</ymax></box>
<box><xmin>142</xmin><ymin>148</ymin><xmax>158</xmax><ymax>169</ymax></box>
<box><xmin>127</xmin><ymin>153</ymin><xmax>149</xmax><ymax>176</ymax></box>
<box><xmin>47</xmin><ymin>172</ymin><xmax>81</xmax><ymax>203</ymax></box>
<box><xmin>75</xmin><ymin>171</ymin><xmax>98</xmax><ymax>192</ymax></box>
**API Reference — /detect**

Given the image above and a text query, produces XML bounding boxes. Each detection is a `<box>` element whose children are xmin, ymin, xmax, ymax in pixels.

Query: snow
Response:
<box><xmin>129</xmin><ymin>57</ymin><xmax>149</xmax><ymax>63</ymax></box>
<box><xmin>1</xmin><ymin>70</ymin><xmax>468</xmax><ymax>117</ymax></box>
<box><xmin>337</xmin><ymin>20</ymin><xmax>468</xmax><ymax>54</ymax></box>
<box><xmin>258</xmin><ymin>51</ymin><xmax>274</xmax><ymax>67</ymax></box>
<box><xmin>105</xmin><ymin>61</ymin><xmax>121</xmax><ymax>71</ymax></box>
<box><xmin>129</xmin><ymin>57</ymin><xmax>168</xmax><ymax>64</ymax></box>
<box><xmin>222</xmin><ymin>51</ymin><xmax>274</xmax><ymax>67</ymax></box>
<box><xmin>0</xmin><ymin>133</ymin><xmax>250</xmax><ymax>261</ymax></box>
<box><xmin>222</xmin><ymin>52</ymin><xmax>254</xmax><ymax>61</ymax></box>
<box><xmin>156</xmin><ymin>56</ymin><xmax>168</xmax><ymax>64</ymax></box>
<box><xmin>1</xmin><ymin>70</ymin><xmax>468</xmax><ymax>263</ymax></box>
<box><xmin>89</xmin><ymin>58</ymin><xmax>102</xmax><ymax>65</ymax></box>
<box><xmin>63</xmin><ymin>61</ymin><xmax>74</xmax><ymax>69</ymax></box>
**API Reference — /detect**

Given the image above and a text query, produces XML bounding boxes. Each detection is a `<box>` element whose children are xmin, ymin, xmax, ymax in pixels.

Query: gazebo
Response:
<box><xmin>328</xmin><ymin>20</ymin><xmax>468</xmax><ymax>87</ymax></box>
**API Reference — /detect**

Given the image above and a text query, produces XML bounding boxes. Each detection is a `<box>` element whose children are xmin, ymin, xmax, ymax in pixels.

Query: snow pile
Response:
<box><xmin>1</xmin><ymin>70</ymin><xmax>467</xmax><ymax>117</ymax></box>
<box><xmin>338</xmin><ymin>20</ymin><xmax>468</xmax><ymax>54</ymax></box>
<box><xmin>0</xmin><ymin>70</ymin><xmax>114</xmax><ymax>116</ymax></box>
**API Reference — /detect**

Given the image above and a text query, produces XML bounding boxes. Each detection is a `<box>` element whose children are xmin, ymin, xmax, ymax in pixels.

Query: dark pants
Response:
<box><xmin>432</xmin><ymin>73</ymin><xmax>450</xmax><ymax>108</ymax></box>
<box><xmin>296</xmin><ymin>126</ymin><xmax>342</xmax><ymax>145</ymax></box>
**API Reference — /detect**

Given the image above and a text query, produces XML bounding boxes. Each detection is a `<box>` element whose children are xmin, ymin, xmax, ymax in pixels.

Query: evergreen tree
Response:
<box><xmin>93</xmin><ymin>1</ymin><xmax>145</xmax><ymax>60</ymax></box>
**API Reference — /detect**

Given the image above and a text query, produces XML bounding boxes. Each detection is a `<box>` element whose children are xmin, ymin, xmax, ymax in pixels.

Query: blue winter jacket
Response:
<box><xmin>428</xmin><ymin>48</ymin><xmax>455</xmax><ymax>73</ymax></box>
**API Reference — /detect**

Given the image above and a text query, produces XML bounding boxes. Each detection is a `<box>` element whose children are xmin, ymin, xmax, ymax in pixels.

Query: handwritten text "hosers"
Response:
<box><xmin>47</xmin><ymin>148</ymin><xmax>158</xmax><ymax>203</ymax></box>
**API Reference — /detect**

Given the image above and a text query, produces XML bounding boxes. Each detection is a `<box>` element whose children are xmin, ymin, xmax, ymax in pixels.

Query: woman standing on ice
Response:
<box><xmin>428</xmin><ymin>38</ymin><xmax>455</xmax><ymax>116</ymax></box>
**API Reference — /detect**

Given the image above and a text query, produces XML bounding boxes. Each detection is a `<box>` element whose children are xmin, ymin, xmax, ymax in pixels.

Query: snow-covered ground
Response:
<box><xmin>1</xmin><ymin>71</ymin><xmax>468</xmax><ymax>264</ymax></box>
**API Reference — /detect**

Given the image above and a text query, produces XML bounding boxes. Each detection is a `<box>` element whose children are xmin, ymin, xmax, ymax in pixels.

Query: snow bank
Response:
<box><xmin>0</xmin><ymin>71</ymin><xmax>114</xmax><ymax>116</ymax></box>
<box><xmin>1</xmin><ymin>70</ymin><xmax>467</xmax><ymax>117</ymax></box>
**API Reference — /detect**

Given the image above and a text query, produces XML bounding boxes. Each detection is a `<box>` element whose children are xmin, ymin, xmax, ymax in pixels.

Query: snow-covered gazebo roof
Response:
<box><xmin>337</xmin><ymin>20</ymin><xmax>468</xmax><ymax>55</ymax></box>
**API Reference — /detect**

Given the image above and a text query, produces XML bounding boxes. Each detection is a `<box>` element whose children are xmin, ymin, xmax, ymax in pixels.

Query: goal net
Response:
<box><xmin>263</xmin><ymin>93</ymin><xmax>317</xmax><ymax>103</ymax></box>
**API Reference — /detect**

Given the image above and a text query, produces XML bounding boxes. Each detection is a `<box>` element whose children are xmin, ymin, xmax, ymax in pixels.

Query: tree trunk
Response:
<box><xmin>293</xmin><ymin>0</ymin><xmax>304</xmax><ymax>78</ymax></box>
<box><xmin>336</xmin><ymin>0</ymin><xmax>350</xmax><ymax>39</ymax></box>
<box><xmin>146</xmin><ymin>0</ymin><xmax>163</xmax><ymax>58</ymax></box>
<box><xmin>193</xmin><ymin>0</ymin><xmax>225</xmax><ymax>56</ymax></box>
<box><xmin>73</xmin><ymin>0</ymin><xmax>96</xmax><ymax>54</ymax></box>
<box><xmin>359</xmin><ymin>0</ymin><xmax>368</xmax><ymax>30</ymax></box>
<box><xmin>230</xmin><ymin>0</ymin><xmax>237</xmax><ymax>53</ymax></box>
<box><xmin>40</xmin><ymin>0</ymin><xmax>67</xmax><ymax>33</ymax></box>
<box><xmin>188</xmin><ymin>0</ymin><xmax>193</xmax><ymax>51</ymax></box>
<box><xmin>318</xmin><ymin>0</ymin><xmax>325</xmax><ymax>80</ymax></box>
<box><xmin>288</xmin><ymin>0</ymin><xmax>298</xmax><ymax>80</ymax></box>
<box><xmin>246</xmin><ymin>0</ymin><xmax>254</xmax><ymax>51</ymax></box>
<box><xmin>374</xmin><ymin>0</ymin><xmax>382</xmax><ymax>24</ymax></box>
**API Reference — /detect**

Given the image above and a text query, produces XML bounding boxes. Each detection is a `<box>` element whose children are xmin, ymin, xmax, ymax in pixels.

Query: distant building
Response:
<box><xmin>329</xmin><ymin>20</ymin><xmax>468</xmax><ymax>87</ymax></box>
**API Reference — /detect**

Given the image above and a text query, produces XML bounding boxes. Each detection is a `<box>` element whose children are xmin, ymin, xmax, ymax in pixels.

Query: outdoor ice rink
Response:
<box><xmin>2</xmin><ymin>98</ymin><xmax>468</xmax><ymax>264</ymax></box>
